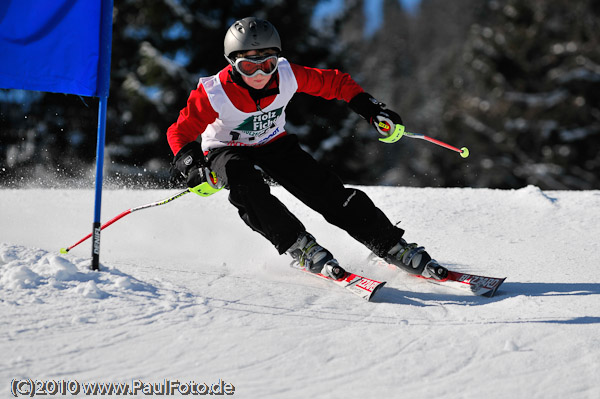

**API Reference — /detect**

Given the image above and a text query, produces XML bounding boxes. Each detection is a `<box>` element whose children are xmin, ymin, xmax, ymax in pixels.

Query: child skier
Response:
<box><xmin>168</xmin><ymin>17</ymin><xmax>446</xmax><ymax>281</ymax></box>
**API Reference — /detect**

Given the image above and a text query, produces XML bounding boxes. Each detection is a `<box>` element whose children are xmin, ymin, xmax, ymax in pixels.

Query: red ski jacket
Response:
<box><xmin>166</xmin><ymin>62</ymin><xmax>364</xmax><ymax>155</ymax></box>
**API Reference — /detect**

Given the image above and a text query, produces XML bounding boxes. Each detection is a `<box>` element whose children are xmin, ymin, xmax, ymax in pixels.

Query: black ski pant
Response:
<box><xmin>207</xmin><ymin>135</ymin><xmax>404</xmax><ymax>256</ymax></box>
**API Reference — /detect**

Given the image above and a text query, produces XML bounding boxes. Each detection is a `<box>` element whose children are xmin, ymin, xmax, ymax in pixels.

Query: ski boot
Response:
<box><xmin>287</xmin><ymin>232</ymin><xmax>346</xmax><ymax>280</ymax></box>
<box><xmin>386</xmin><ymin>238</ymin><xmax>448</xmax><ymax>280</ymax></box>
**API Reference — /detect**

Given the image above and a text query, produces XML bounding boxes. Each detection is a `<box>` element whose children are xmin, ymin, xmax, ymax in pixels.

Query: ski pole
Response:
<box><xmin>60</xmin><ymin>188</ymin><xmax>191</xmax><ymax>254</ymax></box>
<box><xmin>403</xmin><ymin>131</ymin><xmax>470</xmax><ymax>158</ymax></box>
<box><xmin>375</xmin><ymin>118</ymin><xmax>469</xmax><ymax>158</ymax></box>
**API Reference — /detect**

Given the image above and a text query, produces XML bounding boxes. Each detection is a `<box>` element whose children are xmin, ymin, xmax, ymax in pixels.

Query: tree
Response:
<box><xmin>337</xmin><ymin>0</ymin><xmax>600</xmax><ymax>189</ymax></box>
<box><xmin>443</xmin><ymin>0</ymin><xmax>600</xmax><ymax>189</ymax></box>
<box><xmin>335</xmin><ymin>0</ymin><xmax>417</xmax><ymax>186</ymax></box>
<box><xmin>0</xmin><ymin>0</ymin><xmax>361</xmax><ymax>188</ymax></box>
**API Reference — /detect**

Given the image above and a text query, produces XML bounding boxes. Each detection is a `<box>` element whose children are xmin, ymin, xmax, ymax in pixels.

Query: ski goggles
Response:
<box><xmin>232</xmin><ymin>55</ymin><xmax>279</xmax><ymax>78</ymax></box>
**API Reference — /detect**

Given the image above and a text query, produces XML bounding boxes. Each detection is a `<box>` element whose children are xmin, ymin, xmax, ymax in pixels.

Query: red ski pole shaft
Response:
<box><xmin>61</xmin><ymin>209</ymin><xmax>132</xmax><ymax>253</ymax></box>
<box><xmin>404</xmin><ymin>131</ymin><xmax>470</xmax><ymax>158</ymax></box>
<box><xmin>420</xmin><ymin>135</ymin><xmax>462</xmax><ymax>153</ymax></box>
<box><xmin>60</xmin><ymin>189</ymin><xmax>190</xmax><ymax>254</ymax></box>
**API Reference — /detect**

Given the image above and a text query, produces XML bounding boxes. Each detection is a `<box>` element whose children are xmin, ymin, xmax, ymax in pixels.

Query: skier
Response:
<box><xmin>168</xmin><ymin>17</ymin><xmax>446</xmax><ymax>281</ymax></box>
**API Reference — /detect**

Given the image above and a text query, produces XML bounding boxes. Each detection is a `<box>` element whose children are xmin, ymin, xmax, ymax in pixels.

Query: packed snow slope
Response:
<box><xmin>1</xmin><ymin>185</ymin><xmax>599</xmax><ymax>398</ymax></box>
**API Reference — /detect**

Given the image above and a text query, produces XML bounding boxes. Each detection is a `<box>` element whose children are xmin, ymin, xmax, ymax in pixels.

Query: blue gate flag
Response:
<box><xmin>1</xmin><ymin>0</ymin><xmax>113</xmax><ymax>270</ymax></box>
<box><xmin>0</xmin><ymin>0</ymin><xmax>108</xmax><ymax>97</ymax></box>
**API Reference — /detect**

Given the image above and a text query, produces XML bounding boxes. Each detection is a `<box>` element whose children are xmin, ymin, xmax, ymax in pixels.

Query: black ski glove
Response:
<box><xmin>170</xmin><ymin>141</ymin><xmax>208</xmax><ymax>188</ymax></box>
<box><xmin>170</xmin><ymin>141</ymin><xmax>224</xmax><ymax>196</ymax></box>
<box><xmin>349</xmin><ymin>92</ymin><xmax>404</xmax><ymax>142</ymax></box>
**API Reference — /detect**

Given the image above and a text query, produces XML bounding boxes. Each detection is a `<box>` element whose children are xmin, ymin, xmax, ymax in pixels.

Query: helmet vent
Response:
<box><xmin>234</xmin><ymin>22</ymin><xmax>245</xmax><ymax>34</ymax></box>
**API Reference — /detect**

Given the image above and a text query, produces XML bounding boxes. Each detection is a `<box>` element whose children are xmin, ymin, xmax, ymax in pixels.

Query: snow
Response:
<box><xmin>1</xmin><ymin>185</ymin><xmax>599</xmax><ymax>398</ymax></box>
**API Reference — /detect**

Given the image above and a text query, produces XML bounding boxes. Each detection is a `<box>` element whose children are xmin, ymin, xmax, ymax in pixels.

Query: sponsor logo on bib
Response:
<box><xmin>232</xmin><ymin>107</ymin><xmax>284</xmax><ymax>137</ymax></box>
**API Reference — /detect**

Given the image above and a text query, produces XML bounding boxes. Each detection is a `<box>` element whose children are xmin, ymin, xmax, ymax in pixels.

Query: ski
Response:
<box><xmin>367</xmin><ymin>253</ymin><xmax>505</xmax><ymax>297</ymax></box>
<box><xmin>291</xmin><ymin>262</ymin><xmax>386</xmax><ymax>301</ymax></box>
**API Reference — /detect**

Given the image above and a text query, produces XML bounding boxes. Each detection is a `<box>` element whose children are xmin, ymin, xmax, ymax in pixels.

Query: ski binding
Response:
<box><xmin>291</xmin><ymin>261</ymin><xmax>385</xmax><ymax>301</ymax></box>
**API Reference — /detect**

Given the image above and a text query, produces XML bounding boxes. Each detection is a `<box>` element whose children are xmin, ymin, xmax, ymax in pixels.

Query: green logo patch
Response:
<box><xmin>234</xmin><ymin>107</ymin><xmax>283</xmax><ymax>137</ymax></box>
